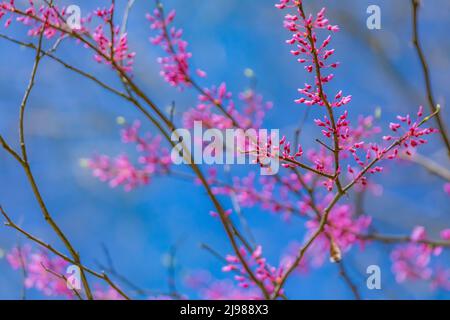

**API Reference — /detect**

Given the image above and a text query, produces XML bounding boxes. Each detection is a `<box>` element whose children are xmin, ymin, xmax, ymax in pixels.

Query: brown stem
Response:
<box><xmin>6</xmin><ymin>13</ymin><xmax>94</xmax><ymax>299</ymax></box>
<box><xmin>411</xmin><ymin>0</ymin><xmax>450</xmax><ymax>158</ymax></box>
<box><xmin>297</xmin><ymin>3</ymin><xmax>344</xmax><ymax>192</ymax></box>
<box><xmin>0</xmin><ymin>206</ymin><xmax>130</xmax><ymax>299</ymax></box>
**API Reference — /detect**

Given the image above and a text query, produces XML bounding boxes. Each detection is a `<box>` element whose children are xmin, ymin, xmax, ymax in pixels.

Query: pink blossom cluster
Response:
<box><xmin>146</xmin><ymin>8</ymin><xmax>192</xmax><ymax>88</ymax></box>
<box><xmin>383</xmin><ymin>106</ymin><xmax>437</xmax><ymax>156</ymax></box>
<box><xmin>146</xmin><ymin>7</ymin><xmax>272</xmax><ymax>130</ymax></box>
<box><xmin>238</xmin><ymin>90</ymin><xmax>273</xmax><ymax>129</ymax></box>
<box><xmin>7</xmin><ymin>245</ymin><xmax>73</xmax><ymax>297</ymax></box>
<box><xmin>221</xmin><ymin>246</ymin><xmax>286</xmax><ymax>295</ymax></box>
<box><xmin>182</xmin><ymin>84</ymin><xmax>272</xmax><ymax>131</ymax></box>
<box><xmin>92</xmin><ymin>7</ymin><xmax>135</xmax><ymax>72</ymax></box>
<box><xmin>344</xmin><ymin>107</ymin><xmax>437</xmax><ymax>188</ymax></box>
<box><xmin>6</xmin><ymin>246</ymin><xmax>128</xmax><ymax>299</ymax></box>
<box><xmin>0</xmin><ymin>1</ymin><xmax>64</xmax><ymax>38</ymax></box>
<box><xmin>0</xmin><ymin>1</ymin><xmax>136</xmax><ymax>72</ymax></box>
<box><xmin>391</xmin><ymin>226</ymin><xmax>450</xmax><ymax>290</ymax></box>
<box><xmin>143</xmin><ymin>1</ymin><xmax>443</xmax><ymax>296</ymax></box>
<box><xmin>183</xmin><ymin>83</ymin><xmax>234</xmax><ymax>129</ymax></box>
<box><xmin>277</xmin><ymin>2</ymin><xmax>350</xmax><ymax>107</ymax></box>
<box><xmin>2</xmin><ymin>0</ymin><xmax>448</xmax><ymax>299</ymax></box>
<box><xmin>87</xmin><ymin>121</ymin><xmax>171</xmax><ymax>191</ymax></box>
<box><xmin>305</xmin><ymin>204</ymin><xmax>372</xmax><ymax>266</ymax></box>
<box><xmin>444</xmin><ymin>183</ymin><xmax>450</xmax><ymax>196</ymax></box>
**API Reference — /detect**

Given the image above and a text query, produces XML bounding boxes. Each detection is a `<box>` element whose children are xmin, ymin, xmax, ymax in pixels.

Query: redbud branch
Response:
<box><xmin>288</xmin><ymin>168</ymin><xmax>361</xmax><ymax>299</ymax></box>
<box><xmin>18</xmin><ymin>17</ymin><xmax>45</xmax><ymax>164</ymax></box>
<box><xmin>0</xmin><ymin>206</ymin><xmax>130</xmax><ymax>300</ymax></box>
<box><xmin>109</xmin><ymin>0</ymin><xmax>116</xmax><ymax>59</ymax></box>
<box><xmin>1</xmin><ymin>8</ymin><xmax>268</xmax><ymax>296</ymax></box>
<box><xmin>273</xmin><ymin>106</ymin><xmax>440</xmax><ymax>298</ymax></box>
<box><xmin>166</xmin><ymin>242</ymin><xmax>183</xmax><ymax>299</ymax></box>
<box><xmin>1</xmin><ymin>13</ymin><xmax>95</xmax><ymax>299</ymax></box>
<box><xmin>281</xmin><ymin>156</ymin><xmax>335</xmax><ymax>178</ymax></box>
<box><xmin>154</xmin><ymin>0</ymin><xmax>240</xmax><ymax>127</ymax></box>
<box><xmin>115</xmin><ymin>81</ymin><xmax>271</xmax><ymax>298</ymax></box>
<box><xmin>200</xmin><ymin>243</ymin><xmax>289</xmax><ymax>300</ymax></box>
<box><xmin>19</xmin><ymin>27</ymin><xmax>94</xmax><ymax>301</ymax></box>
<box><xmin>343</xmin><ymin>107</ymin><xmax>440</xmax><ymax>193</ymax></box>
<box><xmin>154</xmin><ymin>1</ymin><xmax>332</xmax><ymax>180</ymax></box>
<box><xmin>272</xmin><ymin>190</ymin><xmax>342</xmax><ymax>299</ymax></box>
<box><xmin>297</xmin><ymin>2</ymin><xmax>344</xmax><ymax>192</ymax></box>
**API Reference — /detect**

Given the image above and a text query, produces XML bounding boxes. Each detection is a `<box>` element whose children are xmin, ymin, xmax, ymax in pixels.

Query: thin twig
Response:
<box><xmin>336</xmin><ymin>261</ymin><xmax>361</xmax><ymax>300</ymax></box>
<box><xmin>411</xmin><ymin>0</ymin><xmax>450</xmax><ymax>157</ymax></box>
<box><xmin>0</xmin><ymin>206</ymin><xmax>130</xmax><ymax>300</ymax></box>
<box><xmin>40</xmin><ymin>263</ymin><xmax>84</xmax><ymax>300</ymax></box>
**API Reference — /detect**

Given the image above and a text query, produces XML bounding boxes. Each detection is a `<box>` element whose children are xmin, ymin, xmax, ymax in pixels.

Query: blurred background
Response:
<box><xmin>0</xmin><ymin>0</ymin><xmax>449</xmax><ymax>299</ymax></box>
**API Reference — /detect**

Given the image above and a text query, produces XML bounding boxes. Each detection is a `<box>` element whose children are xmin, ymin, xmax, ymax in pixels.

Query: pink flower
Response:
<box><xmin>92</xmin><ymin>24</ymin><xmax>136</xmax><ymax>72</ymax></box>
<box><xmin>391</xmin><ymin>226</ymin><xmax>447</xmax><ymax>289</ymax></box>
<box><xmin>87</xmin><ymin>121</ymin><xmax>171</xmax><ymax>191</ymax></box>
<box><xmin>7</xmin><ymin>247</ymin><xmax>73</xmax><ymax>297</ymax></box>
<box><xmin>6</xmin><ymin>245</ymin><xmax>31</xmax><ymax>270</ymax></box>
<box><xmin>305</xmin><ymin>204</ymin><xmax>372</xmax><ymax>266</ymax></box>
<box><xmin>221</xmin><ymin>246</ymin><xmax>285</xmax><ymax>295</ymax></box>
<box><xmin>431</xmin><ymin>268</ymin><xmax>450</xmax><ymax>291</ymax></box>
<box><xmin>277</xmin><ymin>3</ymin><xmax>345</xmax><ymax>107</ymax></box>
<box><xmin>444</xmin><ymin>183</ymin><xmax>450</xmax><ymax>195</ymax></box>
<box><xmin>391</xmin><ymin>244</ymin><xmax>433</xmax><ymax>283</ymax></box>
<box><xmin>147</xmin><ymin>8</ymin><xmax>192</xmax><ymax>88</ymax></box>
<box><xmin>440</xmin><ymin>229</ymin><xmax>450</xmax><ymax>241</ymax></box>
<box><xmin>411</xmin><ymin>226</ymin><xmax>427</xmax><ymax>242</ymax></box>
<box><xmin>88</xmin><ymin>154</ymin><xmax>150</xmax><ymax>191</ymax></box>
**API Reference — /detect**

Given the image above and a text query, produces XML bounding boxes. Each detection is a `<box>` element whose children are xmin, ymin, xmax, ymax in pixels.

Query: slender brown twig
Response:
<box><xmin>0</xmin><ymin>206</ymin><xmax>130</xmax><ymax>299</ymax></box>
<box><xmin>13</xmin><ymin>17</ymin><xmax>93</xmax><ymax>298</ymax></box>
<box><xmin>411</xmin><ymin>0</ymin><xmax>450</xmax><ymax>157</ymax></box>
<box><xmin>40</xmin><ymin>263</ymin><xmax>84</xmax><ymax>300</ymax></box>
<box><xmin>337</xmin><ymin>261</ymin><xmax>361</xmax><ymax>300</ymax></box>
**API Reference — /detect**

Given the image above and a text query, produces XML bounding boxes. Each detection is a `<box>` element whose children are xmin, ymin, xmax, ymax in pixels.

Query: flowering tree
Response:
<box><xmin>0</xmin><ymin>0</ymin><xmax>449</xmax><ymax>300</ymax></box>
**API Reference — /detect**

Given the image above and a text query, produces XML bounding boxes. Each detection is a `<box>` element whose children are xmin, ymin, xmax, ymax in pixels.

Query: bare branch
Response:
<box><xmin>411</xmin><ymin>0</ymin><xmax>450</xmax><ymax>157</ymax></box>
<box><xmin>0</xmin><ymin>206</ymin><xmax>130</xmax><ymax>300</ymax></box>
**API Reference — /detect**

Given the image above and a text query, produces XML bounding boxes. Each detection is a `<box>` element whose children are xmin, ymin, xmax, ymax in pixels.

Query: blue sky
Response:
<box><xmin>0</xmin><ymin>0</ymin><xmax>449</xmax><ymax>299</ymax></box>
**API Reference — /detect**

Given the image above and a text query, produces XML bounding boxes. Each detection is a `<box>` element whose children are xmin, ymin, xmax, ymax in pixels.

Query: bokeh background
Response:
<box><xmin>0</xmin><ymin>0</ymin><xmax>449</xmax><ymax>299</ymax></box>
